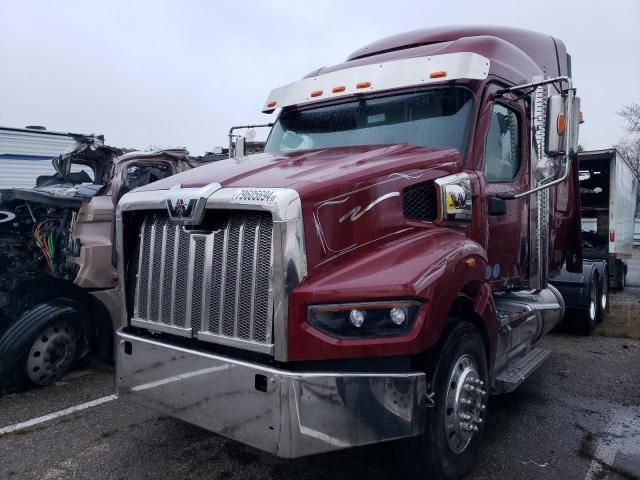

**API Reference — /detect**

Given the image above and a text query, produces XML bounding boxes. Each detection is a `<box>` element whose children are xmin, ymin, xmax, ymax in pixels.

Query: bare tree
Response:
<box><xmin>616</xmin><ymin>103</ymin><xmax>640</xmax><ymax>176</ymax></box>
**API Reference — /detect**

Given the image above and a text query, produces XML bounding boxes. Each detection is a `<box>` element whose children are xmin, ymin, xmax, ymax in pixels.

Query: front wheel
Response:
<box><xmin>395</xmin><ymin>322</ymin><xmax>488</xmax><ymax>480</ymax></box>
<box><xmin>0</xmin><ymin>301</ymin><xmax>84</xmax><ymax>390</ymax></box>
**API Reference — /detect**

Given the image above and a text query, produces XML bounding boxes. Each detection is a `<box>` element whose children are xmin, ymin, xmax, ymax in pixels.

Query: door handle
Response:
<box><xmin>489</xmin><ymin>196</ymin><xmax>507</xmax><ymax>215</ymax></box>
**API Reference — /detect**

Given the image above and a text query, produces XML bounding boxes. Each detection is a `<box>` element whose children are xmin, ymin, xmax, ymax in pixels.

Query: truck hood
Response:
<box><xmin>132</xmin><ymin>144</ymin><xmax>462</xmax><ymax>269</ymax></box>
<box><xmin>132</xmin><ymin>144</ymin><xmax>460</xmax><ymax>195</ymax></box>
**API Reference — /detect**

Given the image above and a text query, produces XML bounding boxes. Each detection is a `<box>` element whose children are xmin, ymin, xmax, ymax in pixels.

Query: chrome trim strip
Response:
<box><xmin>170</xmin><ymin>224</ymin><xmax>180</xmax><ymax>326</ymax></box>
<box><xmin>146</xmin><ymin>220</ymin><xmax>156</xmax><ymax>319</ymax></box>
<box><xmin>201</xmin><ymin>232</ymin><xmax>214</xmax><ymax>333</ymax></box>
<box><xmin>249</xmin><ymin>220</ymin><xmax>260</xmax><ymax>340</ymax></box>
<box><xmin>131</xmin><ymin>318</ymin><xmax>192</xmax><ymax>337</ymax></box>
<box><xmin>158</xmin><ymin>221</ymin><xmax>168</xmax><ymax>324</ymax></box>
<box><xmin>219</xmin><ymin>227</ymin><xmax>229</xmax><ymax>335</ymax></box>
<box><xmin>233</xmin><ymin>222</ymin><xmax>245</xmax><ymax>337</ymax></box>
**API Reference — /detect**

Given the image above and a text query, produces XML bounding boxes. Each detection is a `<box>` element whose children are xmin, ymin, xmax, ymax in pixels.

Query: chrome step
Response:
<box><xmin>493</xmin><ymin>348</ymin><xmax>551</xmax><ymax>394</ymax></box>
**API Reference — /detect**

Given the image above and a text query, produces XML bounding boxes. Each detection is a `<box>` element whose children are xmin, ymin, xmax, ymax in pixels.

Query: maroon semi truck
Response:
<box><xmin>115</xmin><ymin>27</ymin><xmax>588</xmax><ymax>479</ymax></box>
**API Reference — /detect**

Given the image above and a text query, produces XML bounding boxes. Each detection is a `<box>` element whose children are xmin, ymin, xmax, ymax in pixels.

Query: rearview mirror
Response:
<box><xmin>545</xmin><ymin>94</ymin><xmax>580</xmax><ymax>157</ymax></box>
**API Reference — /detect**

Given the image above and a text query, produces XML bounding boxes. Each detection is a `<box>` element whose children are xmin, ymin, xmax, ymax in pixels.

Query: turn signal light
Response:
<box><xmin>356</xmin><ymin>81</ymin><xmax>371</xmax><ymax>89</ymax></box>
<box><xmin>310</xmin><ymin>90</ymin><xmax>323</xmax><ymax>98</ymax></box>
<box><xmin>557</xmin><ymin>114</ymin><xmax>566</xmax><ymax>134</ymax></box>
<box><xmin>430</xmin><ymin>70</ymin><xmax>447</xmax><ymax>79</ymax></box>
<box><xmin>610</xmin><ymin>229</ymin><xmax>615</xmax><ymax>242</ymax></box>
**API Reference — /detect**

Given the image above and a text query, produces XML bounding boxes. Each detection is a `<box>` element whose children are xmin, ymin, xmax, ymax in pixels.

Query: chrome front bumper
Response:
<box><xmin>116</xmin><ymin>331</ymin><xmax>426</xmax><ymax>457</ymax></box>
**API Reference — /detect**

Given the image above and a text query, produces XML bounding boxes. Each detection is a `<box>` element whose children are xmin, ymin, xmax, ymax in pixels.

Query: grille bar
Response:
<box><xmin>132</xmin><ymin>211</ymin><xmax>275</xmax><ymax>353</ymax></box>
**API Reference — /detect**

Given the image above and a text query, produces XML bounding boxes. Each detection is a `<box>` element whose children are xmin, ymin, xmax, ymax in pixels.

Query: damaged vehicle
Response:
<box><xmin>0</xmin><ymin>135</ymin><xmax>201</xmax><ymax>389</ymax></box>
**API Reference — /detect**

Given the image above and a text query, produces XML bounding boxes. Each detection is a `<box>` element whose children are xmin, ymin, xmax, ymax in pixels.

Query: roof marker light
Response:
<box><xmin>429</xmin><ymin>70</ymin><xmax>447</xmax><ymax>79</ymax></box>
<box><xmin>332</xmin><ymin>86</ymin><xmax>346</xmax><ymax>93</ymax></box>
<box><xmin>310</xmin><ymin>90</ymin><xmax>323</xmax><ymax>98</ymax></box>
<box><xmin>356</xmin><ymin>81</ymin><xmax>371</xmax><ymax>89</ymax></box>
<box><xmin>266</xmin><ymin>101</ymin><xmax>277</xmax><ymax>108</ymax></box>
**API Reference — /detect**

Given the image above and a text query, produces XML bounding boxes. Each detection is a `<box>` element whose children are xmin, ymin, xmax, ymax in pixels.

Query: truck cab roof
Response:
<box><xmin>307</xmin><ymin>25</ymin><xmax>569</xmax><ymax>88</ymax></box>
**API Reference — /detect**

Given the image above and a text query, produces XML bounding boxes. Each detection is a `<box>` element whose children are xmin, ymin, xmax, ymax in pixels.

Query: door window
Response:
<box><xmin>485</xmin><ymin>104</ymin><xmax>520</xmax><ymax>181</ymax></box>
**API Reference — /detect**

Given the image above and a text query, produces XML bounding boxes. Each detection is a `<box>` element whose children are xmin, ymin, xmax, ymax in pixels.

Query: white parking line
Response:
<box><xmin>584</xmin><ymin>411</ymin><xmax>625</xmax><ymax>480</ymax></box>
<box><xmin>0</xmin><ymin>394</ymin><xmax>117</xmax><ymax>436</ymax></box>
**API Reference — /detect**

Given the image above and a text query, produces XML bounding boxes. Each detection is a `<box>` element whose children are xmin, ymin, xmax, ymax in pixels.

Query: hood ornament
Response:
<box><xmin>165</xmin><ymin>183</ymin><xmax>222</xmax><ymax>225</ymax></box>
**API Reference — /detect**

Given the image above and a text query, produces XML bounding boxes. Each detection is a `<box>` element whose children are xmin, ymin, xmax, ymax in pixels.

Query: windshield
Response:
<box><xmin>265</xmin><ymin>88</ymin><xmax>473</xmax><ymax>154</ymax></box>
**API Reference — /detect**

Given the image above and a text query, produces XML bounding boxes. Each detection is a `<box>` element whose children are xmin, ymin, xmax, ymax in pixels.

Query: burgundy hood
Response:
<box><xmin>135</xmin><ymin>144</ymin><xmax>461</xmax><ymax>269</ymax></box>
<box><xmin>136</xmin><ymin>144</ymin><xmax>459</xmax><ymax>194</ymax></box>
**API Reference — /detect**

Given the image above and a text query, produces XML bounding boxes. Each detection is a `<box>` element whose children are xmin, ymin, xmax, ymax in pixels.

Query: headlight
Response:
<box><xmin>307</xmin><ymin>301</ymin><xmax>421</xmax><ymax>339</ymax></box>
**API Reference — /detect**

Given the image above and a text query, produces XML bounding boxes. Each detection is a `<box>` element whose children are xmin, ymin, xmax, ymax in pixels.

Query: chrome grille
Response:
<box><xmin>133</xmin><ymin>210</ymin><xmax>274</xmax><ymax>353</ymax></box>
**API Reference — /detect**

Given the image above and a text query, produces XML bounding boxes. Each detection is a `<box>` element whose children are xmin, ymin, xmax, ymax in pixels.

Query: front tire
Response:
<box><xmin>395</xmin><ymin>322</ymin><xmax>488</xmax><ymax>480</ymax></box>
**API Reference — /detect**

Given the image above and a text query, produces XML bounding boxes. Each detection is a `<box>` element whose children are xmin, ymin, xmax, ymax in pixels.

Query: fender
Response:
<box><xmin>287</xmin><ymin>228</ymin><xmax>495</xmax><ymax>362</ymax></box>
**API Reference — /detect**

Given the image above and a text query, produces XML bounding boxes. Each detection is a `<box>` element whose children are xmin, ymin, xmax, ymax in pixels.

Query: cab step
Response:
<box><xmin>493</xmin><ymin>348</ymin><xmax>551</xmax><ymax>394</ymax></box>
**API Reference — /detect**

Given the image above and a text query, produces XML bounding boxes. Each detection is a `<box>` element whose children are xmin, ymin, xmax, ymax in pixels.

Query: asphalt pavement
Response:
<box><xmin>1</xmin><ymin>282</ymin><xmax>639</xmax><ymax>479</ymax></box>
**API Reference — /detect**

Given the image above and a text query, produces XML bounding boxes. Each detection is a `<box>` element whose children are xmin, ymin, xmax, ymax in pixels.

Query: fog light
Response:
<box><xmin>390</xmin><ymin>307</ymin><xmax>406</xmax><ymax>325</ymax></box>
<box><xmin>349</xmin><ymin>309</ymin><xmax>365</xmax><ymax>328</ymax></box>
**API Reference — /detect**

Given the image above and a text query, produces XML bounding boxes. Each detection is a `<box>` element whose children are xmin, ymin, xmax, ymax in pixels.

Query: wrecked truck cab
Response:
<box><xmin>0</xmin><ymin>144</ymin><xmax>200</xmax><ymax>391</ymax></box>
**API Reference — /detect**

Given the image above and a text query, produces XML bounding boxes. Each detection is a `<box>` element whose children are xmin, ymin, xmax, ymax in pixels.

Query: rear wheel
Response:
<box><xmin>569</xmin><ymin>275</ymin><xmax>598</xmax><ymax>335</ymax></box>
<box><xmin>395</xmin><ymin>322</ymin><xmax>488</xmax><ymax>480</ymax></box>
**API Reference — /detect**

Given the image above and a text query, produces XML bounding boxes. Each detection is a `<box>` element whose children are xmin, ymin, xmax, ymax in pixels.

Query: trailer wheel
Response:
<box><xmin>395</xmin><ymin>322</ymin><xmax>487</xmax><ymax>480</ymax></box>
<box><xmin>0</xmin><ymin>301</ymin><xmax>84</xmax><ymax>390</ymax></box>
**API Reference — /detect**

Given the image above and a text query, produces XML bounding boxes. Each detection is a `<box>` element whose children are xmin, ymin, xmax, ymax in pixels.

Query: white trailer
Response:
<box><xmin>0</xmin><ymin>127</ymin><xmax>104</xmax><ymax>189</ymax></box>
<box><xmin>579</xmin><ymin>149</ymin><xmax>639</xmax><ymax>289</ymax></box>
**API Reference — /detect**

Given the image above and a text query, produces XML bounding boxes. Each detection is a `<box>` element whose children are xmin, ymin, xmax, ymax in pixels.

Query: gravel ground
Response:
<box><xmin>0</xmin><ymin>264</ymin><xmax>639</xmax><ymax>479</ymax></box>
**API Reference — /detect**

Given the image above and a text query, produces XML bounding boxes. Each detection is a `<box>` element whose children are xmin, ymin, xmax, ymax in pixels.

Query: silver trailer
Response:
<box><xmin>579</xmin><ymin>149</ymin><xmax>639</xmax><ymax>289</ymax></box>
<box><xmin>0</xmin><ymin>127</ymin><xmax>103</xmax><ymax>189</ymax></box>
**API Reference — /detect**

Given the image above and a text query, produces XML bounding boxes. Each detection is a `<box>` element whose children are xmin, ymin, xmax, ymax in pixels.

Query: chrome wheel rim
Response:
<box><xmin>444</xmin><ymin>354</ymin><xmax>487</xmax><ymax>454</ymax></box>
<box><xmin>27</xmin><ymin>322</ymin><xmax>76</xmax><ymax>385</ymax></box>
<box><xmin>589</xmin><ymin>281</ymin><xmax>597</xmax><ymax>321</ymax></box>
<box><xmin>600</xmin><ymin>275</ymin><xmax>608</xmax><ymax>311</ymax></box>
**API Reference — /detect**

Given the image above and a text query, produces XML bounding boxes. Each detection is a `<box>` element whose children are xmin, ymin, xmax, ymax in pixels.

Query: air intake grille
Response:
<box><xmin>132</xmin><ymin>210</ymin><xmax>274</xmax><ymax>353</ymax></box>
<box><xmin>403</xmin><ymin>182</ymin><xmax>437</xmax><ymax>221</ymax></box>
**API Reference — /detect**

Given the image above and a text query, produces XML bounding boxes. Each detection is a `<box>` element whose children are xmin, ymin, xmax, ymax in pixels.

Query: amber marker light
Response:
<box><xmin>557</xmin><ymin>114</ymin><xmax>566</xmax><ymax>134</ymax></box>
<box><xmin>310</xmin><ymin>90</ymin><xmax>323</xmax><ymax>98</ymax></box>
<box><xmin>332</xmin><ymin>85</ymin><xmax>346</xmax><ymax>93</ymax></box>
<box><xmin>464</xmin><ymin>258</ymin><xmax>476</xmax><ymax>268</ymax></box>
<box><xmin>266</xmin><ymin>101</ymin><xmax>277</xmax><ymax>108</ymax></box>
<box><xmin>356</xmin><ymin>81</ymin><xmax>372</xmax><ymax>89</ymax></box>
<box><xmin>430</xmin><ymin>70</ymin><xmax>447</xmax><ymax>79</ymax></box>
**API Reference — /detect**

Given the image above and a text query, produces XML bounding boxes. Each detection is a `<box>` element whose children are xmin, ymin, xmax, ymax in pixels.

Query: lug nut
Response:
<box><xmin>464</xmin><ymin>384</ymin><xmax>475</xmax><ymax>392</ymax></box>
<box><xmin>459</xmin><ymin>413</ymin><xmax>472</xmax><ymax>421</ymax></box>
<box><xmin>472</xmin><ymin>425</ymin><xmax>479</xmax><ymax>432</ymax></box>
<box><xmin>480</xmin><ymin>404</ymin><xmax>486</xmax><ymax>411</ymax></box>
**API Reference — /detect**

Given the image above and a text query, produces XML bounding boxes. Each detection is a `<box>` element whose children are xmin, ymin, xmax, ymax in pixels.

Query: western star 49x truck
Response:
<box><xmin>115</xmin><ymin>26</ymin><xmax>590</xmax><ymax>479</ymax></box>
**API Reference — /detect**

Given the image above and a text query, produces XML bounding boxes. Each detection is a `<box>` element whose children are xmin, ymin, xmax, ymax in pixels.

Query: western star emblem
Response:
<box><xmin>166</xmin><ymin>197</ymin><xmax>197</xmax><ymax>219</ymax></box>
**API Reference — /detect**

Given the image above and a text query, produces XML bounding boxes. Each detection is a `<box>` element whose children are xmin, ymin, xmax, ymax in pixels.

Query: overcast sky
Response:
<box><xmin>1</xmin><ymin>0</ymin><xmax>639</xmax><ymax>154</ymax></box>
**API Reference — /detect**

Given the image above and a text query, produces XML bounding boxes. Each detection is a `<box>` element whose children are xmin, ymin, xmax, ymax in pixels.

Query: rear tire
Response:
<box><xmin>569</xmin><ymin>275</ymin><xmax>598</xmax><ymax>335</ymax></box>
<box><xmin>0</xmin><ymin>301</ymin><xmax>84</xmax><ymax>391</ymax></box>
<box><xmin>394</xmin><ymin>322</ymin><xmax>488</xmax><ymax>480</ymax></box>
